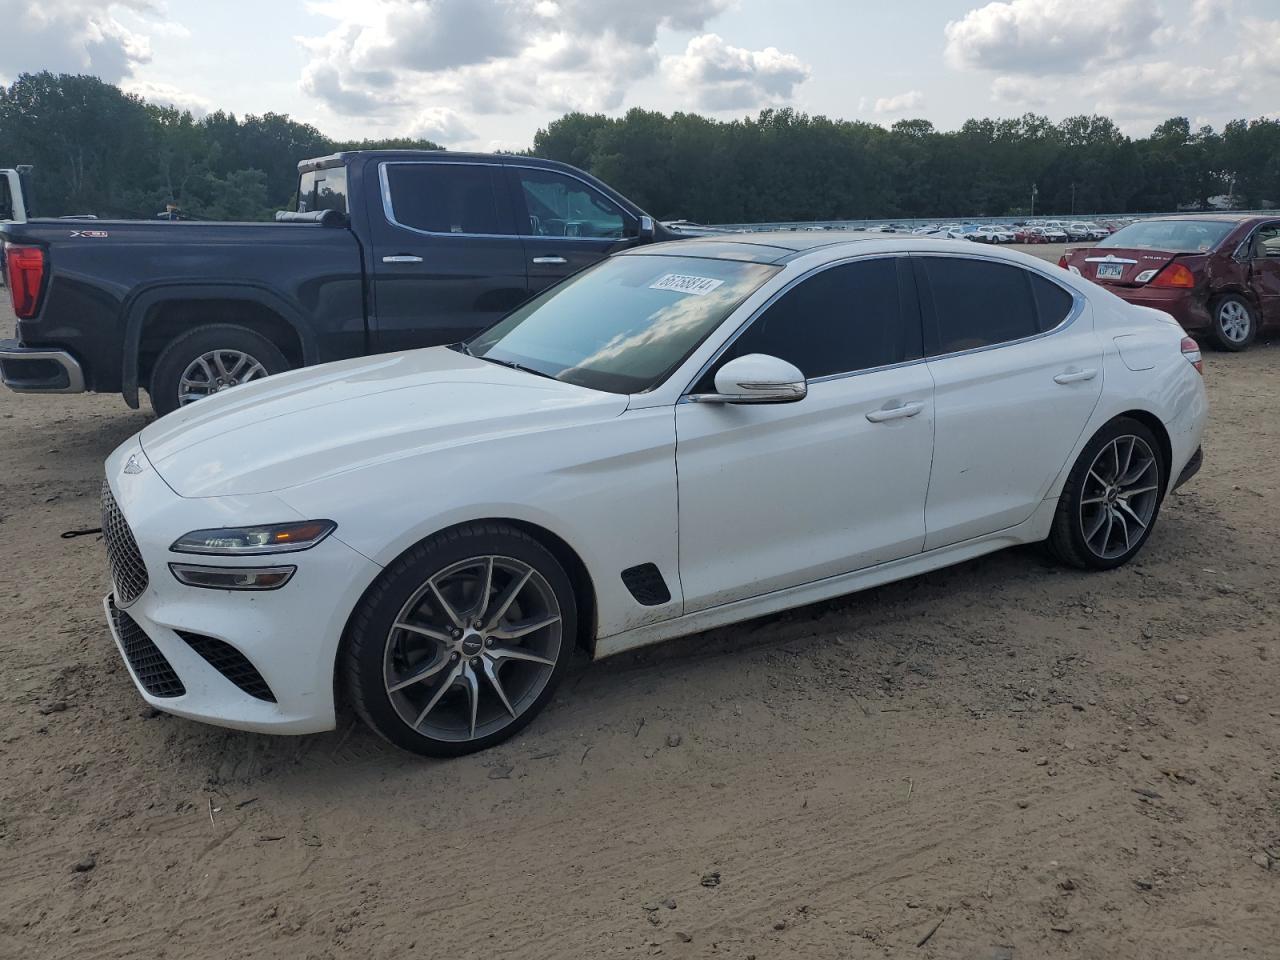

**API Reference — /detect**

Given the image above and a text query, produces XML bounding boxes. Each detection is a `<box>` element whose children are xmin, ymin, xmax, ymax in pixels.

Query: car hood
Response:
<box><xmin>139</xmin><ymin>347</ymin><xmax>629</xmax><ymax>498</ymax></box>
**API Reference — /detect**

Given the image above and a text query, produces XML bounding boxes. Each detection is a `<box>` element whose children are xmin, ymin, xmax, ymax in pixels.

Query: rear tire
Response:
<box><xmin>1208</xmin><ymin>294</ymin><xmax>1256</xmax><ymax>352</ymax></box>
<box><xmin>1046</xmin><ymin>418</ymin><xmax>1166</xmax><ymax>571</ymax></box>
<box><xmin>148</xmin><ymin>324</ymin><xmax>290</xmax><ymax>417</ymax></box>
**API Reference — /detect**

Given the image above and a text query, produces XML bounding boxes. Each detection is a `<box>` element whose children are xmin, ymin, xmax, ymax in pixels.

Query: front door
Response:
<box><xmin>505</xmin><ymin>165</ymin><xmax>638</xmax><ymax>296</ymax></box>
<box><xmin>368</xmin><ymin>160</ymin><xmax>529</xmax><ymax>353</ymax></box>
<box><xmin>915</xmin><ymin>255</ymin><xmax>1103</xmax><ymax>549</ymax></box>
<box><xmin>676</xmin><ymin>256</ymin><xmax>935</xmax><ymax>612</ymax></box>
<box><xmin>1248</xmin><ymin>222</ymin><xmax>1280</xmax><ymax>326</ymax></box>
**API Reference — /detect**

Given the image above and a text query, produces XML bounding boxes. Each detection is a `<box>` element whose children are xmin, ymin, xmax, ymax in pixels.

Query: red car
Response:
<box><xmin>1015</xmin><ymin>226</ymin><xmax>1049</xmax><ymax>244</ymax></box>
<box><xmin>1060</xmin><ymin>215</ymin><xmax>1280</xmax><ymax>351</ymax></box>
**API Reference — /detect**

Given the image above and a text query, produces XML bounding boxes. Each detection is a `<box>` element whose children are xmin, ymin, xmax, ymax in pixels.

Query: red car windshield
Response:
<box><xmin>1098</xmin><ymin>220</ymin><xmax>1235</xmax><ymax>253</ymax></box>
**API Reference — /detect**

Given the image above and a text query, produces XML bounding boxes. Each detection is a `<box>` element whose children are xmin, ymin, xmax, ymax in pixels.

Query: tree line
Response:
<box><xmin>2</xmin><ymin>72</ymin><xmax>1278</xmax><ymax>223</ymax></box>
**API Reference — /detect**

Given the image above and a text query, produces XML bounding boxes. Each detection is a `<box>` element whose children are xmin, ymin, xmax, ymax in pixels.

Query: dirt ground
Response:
<box><xmin>0</xmin><ymin>267</ymin><xmax>1277</xmax><ymax>960</ymax></box>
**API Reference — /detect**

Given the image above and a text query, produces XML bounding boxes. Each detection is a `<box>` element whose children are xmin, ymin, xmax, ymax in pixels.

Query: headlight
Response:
<box><xmin>170</xmin><ymin>563</ymin><xmax>296</xmax><ymax>590</ymax></box>
<box><xmin>170</xmin><ymin>520</ymin><xmax>336</xmax><ymax>556</ymax></box>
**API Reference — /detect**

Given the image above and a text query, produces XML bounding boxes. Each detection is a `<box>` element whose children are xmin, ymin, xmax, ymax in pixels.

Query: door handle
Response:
<box><xmin>532</xmin><ymin>256</ymin><xmax>568</xmax><ymax>264</ymax></box>
<box><xmin>382</xmin><ymin>255</ymin><xmax>423</xmax><ymax>264</ymax></box>
<box><xmin>865</xmin><ymin>400</ymin><xmax>925</xmax><ymax>423</ymax></box>
<box><xmin>1054</xmin><ymin>368</ymin><xmax>1098</xmax><ymax>384</ymax></box>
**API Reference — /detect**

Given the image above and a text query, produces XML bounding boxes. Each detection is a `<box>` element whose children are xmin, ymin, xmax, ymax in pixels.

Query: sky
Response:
<box><xmin>0</xmin><ymin>0</ymin><xmax>1278</xmax><ymax>150</ymax></box>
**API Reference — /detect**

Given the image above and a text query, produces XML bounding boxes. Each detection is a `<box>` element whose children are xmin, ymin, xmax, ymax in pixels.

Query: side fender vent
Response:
<box><xmin>621</xmin><ymin>563</ymin><xmax>671</xmax><ymax>606</ymax></box>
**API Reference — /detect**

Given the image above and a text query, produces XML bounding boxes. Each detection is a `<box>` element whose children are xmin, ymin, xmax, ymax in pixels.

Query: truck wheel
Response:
<box><xmin>149</xmin><ymin>324</ymin><xmax>290</xmax><ymax>417</ymax></box>
<box><xmin>1208</xmin><ymin>294</ymin><xmax>1255</xmax><ymax>352</ymax></box>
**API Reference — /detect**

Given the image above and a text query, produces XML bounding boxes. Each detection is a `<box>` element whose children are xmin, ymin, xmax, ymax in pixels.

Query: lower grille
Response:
<box><xmin>109</xmin><ymin>603</ymin><xmax>185</xmax><ymax>698</ymax></box>
<box><xmin>101</xmin><ymin>481</ymin><xmax>149</xmax><ymax>605</ymax></box>
<box><xmin>178</xmin><ymin>632</ymin><xmax>277</xmax><ymax>702</ymax></box>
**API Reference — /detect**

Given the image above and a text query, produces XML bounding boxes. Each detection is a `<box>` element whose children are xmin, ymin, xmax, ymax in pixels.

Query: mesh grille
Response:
<box><xmin>109</xmin><ymin>602</ymin><xmax>185</xmax><ymax>698</ymax></box>
<box><xmin>177</xmin><ymin>632</ymin><xmax>277</xmax><ymax>702</ymax></box>
<box><xmin>621</xmin><ymin>563</ymin><xmax>672</xmax><ymax>606</ymax></box>
<box><xmin>101</xmin><ymin>481</ymin><xmax>149</xmax><ymax>606</ymax></box>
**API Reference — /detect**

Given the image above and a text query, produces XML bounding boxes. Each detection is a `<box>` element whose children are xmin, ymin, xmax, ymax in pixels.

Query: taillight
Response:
<box><xmin>1058</xmin><ymin>255</ymin><xmax>1069</xmax><ymax>268</ymax></box>
<box><xmin>4</xmin><ymin>243</ymin><xmax>46</xmax><ymax>319</ymax></box>
<box><xmin>1151</xmin><ymin>262</ymin><xmax>1195</xmax><ymax>289</ymax></box>
<box><xmin>1180</xmin><ymin>335</ymin><xmax>1203</xmax><ymax>374</ymax></box>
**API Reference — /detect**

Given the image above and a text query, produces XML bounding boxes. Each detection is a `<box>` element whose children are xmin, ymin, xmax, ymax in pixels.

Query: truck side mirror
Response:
<box><xmin>638</xmin><ymin>215</ymin><xmax>655</xmax><ymax>240</ymax></box>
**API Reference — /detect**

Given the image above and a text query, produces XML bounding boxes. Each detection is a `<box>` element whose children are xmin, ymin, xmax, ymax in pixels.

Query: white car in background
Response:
<box><xmin>972</xmin><ymin>225</ymin><xmax>1015</xmax><ymax>244</ymax></box>
<box><xmin>100</xmin><ymin>234</ymin><xmax>1208</xmax><ymax>757</ymax></box>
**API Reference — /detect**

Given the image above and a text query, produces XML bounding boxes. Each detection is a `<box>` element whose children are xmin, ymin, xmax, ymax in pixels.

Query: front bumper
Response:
<box><xmin>0</xmin><ymin>338</ymin><xmax>85</xmax><ymax>393</ymax></box>
<box><xmin>101</xmin><ymin>441</ymin><xmax>383</xmax><ymax>735</ymax></box>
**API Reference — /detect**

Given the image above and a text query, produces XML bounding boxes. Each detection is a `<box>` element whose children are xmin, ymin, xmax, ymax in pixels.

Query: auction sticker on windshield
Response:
<box><xmin>649</xmin><ymin>274</ymin><xmax>726</xmax><ymax>296</ymax></box>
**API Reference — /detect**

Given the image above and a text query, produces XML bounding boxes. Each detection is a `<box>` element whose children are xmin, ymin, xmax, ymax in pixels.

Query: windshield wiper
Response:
<box><xmin>477</xmin><ymin>355</ymin><xmax>557</xmax><ymax>381</ymax></box>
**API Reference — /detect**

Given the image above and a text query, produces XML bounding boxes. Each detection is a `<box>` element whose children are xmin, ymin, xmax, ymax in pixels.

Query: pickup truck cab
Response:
<box><xmin>0</xmin><ymin>151</ymin><xmax>672</xmax><ymax>415</ymax></box>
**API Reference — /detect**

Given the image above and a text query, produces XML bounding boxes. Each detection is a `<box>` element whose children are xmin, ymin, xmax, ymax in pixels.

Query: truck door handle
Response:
<box><xmin>865</xmin><ymin>400</ymin><xmax>925</xmax><ymax>423</ymax></box>
<box><xmin>532</xmin><ymin>256</ymin><xmax>567</xmax><ymax>264</ymax></box>
<box><xmin>1054</xmin><ymin>368</ymin><xmax>1097</xmax><ymax>384</ymax></box>
<box><xmin>382</xmin><ymin>255</ymin><xmax>423</xmax><ymax>264</ymax></box>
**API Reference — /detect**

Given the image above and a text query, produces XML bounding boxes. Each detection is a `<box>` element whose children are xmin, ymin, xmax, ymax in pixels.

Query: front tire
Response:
<box><xmin>342</xmin><ymin>523</ymin><xmax>577</xmax><ymax>758</ymax></box>
<box><xmin>1046</xmin><ymin>418</ymin><xmax>1166</xmax><ymax>570</ymax></box>
<box><xmin>1208</xmin><ymin>294</ymin><xmax>1256</xmax><ymax>352</ymax></box>
<box><xmin>148</xmin><ymin>324</ymin><xmax>290</xmax><ymax>417</ymax></box>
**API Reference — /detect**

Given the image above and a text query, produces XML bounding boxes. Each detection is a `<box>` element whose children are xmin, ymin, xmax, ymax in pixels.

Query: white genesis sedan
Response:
<box><xmin>101</xmin><ymin>234</ymin><xmax>1207</xmax><ymax>756</ymax></box>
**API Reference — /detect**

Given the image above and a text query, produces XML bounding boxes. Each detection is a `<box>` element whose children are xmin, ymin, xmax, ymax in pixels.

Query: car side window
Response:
<box><xmin>701</xmin><ymin>257</ymin><xmax>906</xmax><ymax>386</ymax></box>
<box><xmin>922</xmin><ymin>258</ymin><xmax>1043</xmax><ymax>354</ymax></box>
<box><xmin>514</xmin><ymin>169</ymin><xmax>627</xmax><ymax>239</ymax></box>
<box><xmin>1029</xmin><ymin>273</ymin><xmax>1075</xmax><ymax>332</ymax></box>
<box><xmin>1253</xmin><ymin>224</ymin><xmax>1280</xmax><ymax>258</ymax></box>
<box><xmin>384</xmin><ymin>163</ymin><xmax>507</xmax><ymax>235</ymax></box>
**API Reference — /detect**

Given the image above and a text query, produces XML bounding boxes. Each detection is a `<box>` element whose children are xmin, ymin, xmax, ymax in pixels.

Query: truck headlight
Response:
<box><xmin>170</xmin><ymin>520</ymin><xmax>336</xmax><ymax>555</ymax></box>
<box><xmin>170</xmin><ymin>563</ymin><xmax>296</xmax><ymax>590</ymax></box>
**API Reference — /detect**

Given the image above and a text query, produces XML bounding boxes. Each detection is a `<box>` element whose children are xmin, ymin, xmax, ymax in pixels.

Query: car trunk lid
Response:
<box><xmin>1064</xmin><ymin>247</ymin><xmax>1180</xmax><ymax>287</ymax></box>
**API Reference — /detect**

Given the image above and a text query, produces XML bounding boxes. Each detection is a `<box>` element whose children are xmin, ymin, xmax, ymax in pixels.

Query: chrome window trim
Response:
<box><xmin>378</xmin><ymin>160</ymin><xmax>633</xmax><ymax>242</ymax></box>
<box><xmin>911</xmin><ymin>251</ymin><xmax>1086</xmax><ymax>362</ymax></box>
<box><xmin>676</xmin><ymin>249</ymin><xmax>1086</xmax><ymax>401</ymax></box>
<box><xmin>678</xmin><ymin>252</ymin><xmax>913</xmax><ymax>400</ymax></box>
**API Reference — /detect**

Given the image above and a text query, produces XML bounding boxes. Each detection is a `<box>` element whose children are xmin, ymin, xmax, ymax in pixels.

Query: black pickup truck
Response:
<box><xmin>0</xmin><ymin>150</ymin><xmax>675</xmax><ymax>415</ymax></box>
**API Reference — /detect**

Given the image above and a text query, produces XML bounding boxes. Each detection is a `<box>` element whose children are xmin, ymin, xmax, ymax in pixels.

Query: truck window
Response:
<box><xmin>297</xmin><ymin>167</ymin><xmax>348</xmax><ymax>214</ymax></box>
<box><xmin>383</xmin><ymin>163</ymin><xmax>507</xmax><ymax>235</ymax></box>
<box><xmin>514</xmin><ymin>168</ymin><xmax>627</xmax><ymax>239</ymax></box>
<box><xmin>0</xmin><ymin>177</ymin><xmax>12</xmax><ymax>221</ymax></box>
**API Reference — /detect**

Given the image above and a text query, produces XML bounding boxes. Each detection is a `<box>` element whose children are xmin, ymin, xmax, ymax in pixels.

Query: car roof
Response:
<box><xmin>1138</xmin><ymin>213</ymin><xmax>1272</xmax><ymax>224</ymax></box>
<box><xmin>625</xmin><ymin>230</ymin><xmax>879</xmax><ymax>264</ymax></box>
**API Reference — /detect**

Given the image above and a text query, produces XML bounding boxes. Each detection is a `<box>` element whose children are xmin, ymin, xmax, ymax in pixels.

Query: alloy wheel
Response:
<box><xmin>178</xmin><ymin>349</ymin><xmax>268</xmax><ymax>405</ymax></box>
<box><xmin>1217</xmin><ymin>300</ymin><xmax>1252</xmax><ymax>344</ymax></box>
<box><xmin>382</xmin><ymin>555</ymin><xmax>562</xmax><ymax>744</ymax></box>
<box><xmin>1078</xmin><ymin>435</ymin><xmax>1161</xmax><ymax>560</ymax></box>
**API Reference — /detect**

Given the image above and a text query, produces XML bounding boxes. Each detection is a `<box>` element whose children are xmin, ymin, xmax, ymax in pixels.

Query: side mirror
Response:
<box><xmin>638</xmin><ymin>215</ymin><xmax>655</xmax><ymax>240</ymax></box>
<box><xmin>690</xmin><ymin>354</ymin><xmax>807</xmax><ymax>405</ymax></box>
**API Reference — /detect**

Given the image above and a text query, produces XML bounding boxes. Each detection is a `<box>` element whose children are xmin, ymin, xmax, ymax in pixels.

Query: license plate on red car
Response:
<box><xmin>1096</xmin><ymin>263</ymin><xmax>1124</xmax><ymax>280</ymax></box>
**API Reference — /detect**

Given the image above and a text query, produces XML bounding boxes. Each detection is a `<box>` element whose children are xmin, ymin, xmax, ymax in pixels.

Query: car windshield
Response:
<box><xmin>1099</xmin><ymin>219</ymin><xmax>1235</xmax><ymax>253</ymax></box>
<box><xmin>468</xmin><ymin>254</ymin><xmax>779</xmax><ymax>394</ymax></box>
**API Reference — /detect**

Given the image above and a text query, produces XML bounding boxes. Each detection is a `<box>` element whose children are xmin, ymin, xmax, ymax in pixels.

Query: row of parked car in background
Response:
<box><xmin>862</xmin><ymin>218</ymin><xmax>1136</xmax><ymax>244</ymax></box>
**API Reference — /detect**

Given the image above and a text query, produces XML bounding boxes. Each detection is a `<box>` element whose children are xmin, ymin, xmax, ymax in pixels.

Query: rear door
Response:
<box><xmin>916</xmin><ymin>254</ymin><xmax>1102</xmax><ymax>549</ymax></box>
<box><xmin>368</xmin><ymin>160</ymin><xmax>528</xmax><ymax>353</ymax></box>
<box><xmin>504</xmin><ymin>165</ymin><xmax>638</xmax><ymax>295</ymax></box>
<box><xmin>1247</xmin><ymin>221</ymin><xmax>1280</xmax><ymax>325</ymax></box>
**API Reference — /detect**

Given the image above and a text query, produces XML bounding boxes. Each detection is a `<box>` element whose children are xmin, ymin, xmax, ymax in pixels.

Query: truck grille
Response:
<box><xmin>101</xmin><ymin>480</ymin><xmax>149</xmax><ymax>606</ymax></box>
<box><xmin>109</xmin><ymin>601</ymin><xmax>185</xmax><ymax>698</ymax></box>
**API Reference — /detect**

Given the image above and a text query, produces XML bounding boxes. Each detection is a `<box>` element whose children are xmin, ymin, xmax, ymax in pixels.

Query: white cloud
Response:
<box><xmin>944</xmin><ymin>0</ymin><xmax>1163</xmax><ymax>75</ymax></box>
<box><xmin>295</xmin><ymin>0</ymin><xmax>790</xmax><ymax>127</ymax></box>
<box><xmin>122</xmin><ymin>79</ymin><xmax>213</xmax><ymax>116</ymax></box>
<box><xmin>0</xmin><ymin>0</ymin><xmax>154</xmax><ymax>83</ymax></box>
<box><xmin>873</xmin><ymin>90</ymin><xmax>924</xmax><ymax>115</ymax></box>
<box><xmin>1242</xmin><ymin>16</ymin><xmax>1280</xmax><ymax>75</ymax></box>
<box><xmin>409</xmin><ymin>106</ymin><xmax>475</xmax><ymax>143</ymax></box>
<box><xmin>664</xmin><ymin>33</ymin><xmax>810</xmax><ymax>111</ymax></box>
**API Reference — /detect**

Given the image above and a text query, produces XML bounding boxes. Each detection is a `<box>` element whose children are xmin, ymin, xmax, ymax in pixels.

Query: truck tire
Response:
<box><xmin>148</xmin><ymin>324</ymin><xmax>291</xmax><ymax>417</ymax></box>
